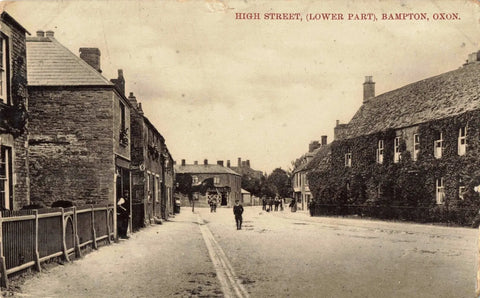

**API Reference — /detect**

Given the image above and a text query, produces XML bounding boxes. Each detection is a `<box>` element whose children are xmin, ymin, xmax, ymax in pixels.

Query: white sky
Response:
<box><xmin>3</xmin><ymin>0</ymin><xmax>480</xmax><ymax>173</ymax></box>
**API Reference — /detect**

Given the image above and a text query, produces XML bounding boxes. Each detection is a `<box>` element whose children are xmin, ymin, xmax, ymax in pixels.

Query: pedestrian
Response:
<box><xmin>117</xmin><ymin>191</ymin><xmax>130</xmax><ymax>239</ymax></box>
<box><xmin>268</xmin><ymin>197</ymin><xmax>273</xmax><ymax>211</ymax></box>
<box><xmin>289</xmin><ymin>198</ymin><xmax>296</xmax><ymax>213</ymax></box>
<box><xmin>280</xmin><ymin>197</ymin><xmax>284</xmax><ymax>211</ymax></box>
<box><xmin>233</xmin><ymin>199</ymin><xmax>244</xmax><ymax>230</ymax></box>
<box><xmin>262</xmin><ymin>197</ymin><xmax>267</xmax><ymax>211</ymax></box>
<box><xmin>210</xmin><ymin>196</ymin><xmax>217</xmax><ymax>213</ymax></box>
<box><xmin>274</xmin><ymin>196</ymin><xmax>279</xmax><ymax>211</ymax></box>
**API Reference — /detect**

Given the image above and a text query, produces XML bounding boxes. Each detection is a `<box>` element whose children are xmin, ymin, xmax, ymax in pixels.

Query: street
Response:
<box><xmin>15</xmin><ymin>206</ymin><xmax>477</xmax><ymax>298</ymax></box>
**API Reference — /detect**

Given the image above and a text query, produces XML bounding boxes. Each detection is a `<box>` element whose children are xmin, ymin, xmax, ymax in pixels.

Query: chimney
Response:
<box><xmin>137</xmin><ymin>103</ymin><xmax>144</xmax><ymax>114</ymax></box>
<box><xmin>173</xmin><ymin>160</ymin><xmax>177</xmax><ymax>165</ymax></box>
<box><xmin>194</xmin><ymin>161</ymin><xmax>198</xmax><ymax>165</ymax></box>
<box><xmin>111</xmin><ymin>69</ymin><xmax>125</xmax><ymax>96</ymax></box>
<box><xmin>309</xmin><ymin>141</ymin><xmax>320</xmax><ymax>152</ymax></box>
<box><xmin>238</xmin><ymin>157</ymin><xmax>241</xmax><ymax>167</ymax></box>
<box><xmin>321</xmin><ymin>135</ymin><xmax>328</xmax><ymax>146</ymax></box>
<box><xmin>79</xmin><ymin>48</ymin><xmax>102</xmax><ymax>73</ymax></box>
<box><xmin>227</xmin><ymin>160</ymin><xmax>231</xmax><ymax>167</ymax></box>
<box><xmin>181</xmin><ymin>159</ymin><xmax>186</xmax><ymax>166</ymax></box>
<box><xmin>217</xmin><ymin>160</ymin><xmax>224</xmax><ymax>166</ymax></box>
<box><xmin>363</xmin><ymin>76</ymin><xmax>375</xmax><ymax>103</ymax></box>
<box><xmin>45</xmin><ymin>30</ymin><xmax>54</xmax><ymax>37</ymax></box>
<box><xmin>246</xmin><ymin>160</ymin><xmax>250</xmax><ymax>167</ymax></box>
<box><xmin>36</xmin><ymin>30</ymin><xmax>45</xmax><ymax>37</ymax></box>
<box><xmin>128</xmin><ymin>92</ymin><xmax>137</xmax><ymax>105</ymax></box>
<box><xmin>204</xmin><ymin>159</ymin><xmax>208</xmax><ymax>165</ymax></box>
<box><xmin>336</xmin><ymin>120</ymin><xmax>340</xmax><ymax>126</ymax></box>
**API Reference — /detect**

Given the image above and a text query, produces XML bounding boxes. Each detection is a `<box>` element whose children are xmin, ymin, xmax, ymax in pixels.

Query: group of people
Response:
<box><xmin>262</xmin><ymin>196</ymin><xmax>284</xmax><ymax>212</ymax></box>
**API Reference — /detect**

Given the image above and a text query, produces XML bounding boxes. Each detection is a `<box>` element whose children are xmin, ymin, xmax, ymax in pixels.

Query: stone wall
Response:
<box><xmin>28</xmin><ymin>87</ymin><xmax>115</xmax><ymax>206</ymax></box>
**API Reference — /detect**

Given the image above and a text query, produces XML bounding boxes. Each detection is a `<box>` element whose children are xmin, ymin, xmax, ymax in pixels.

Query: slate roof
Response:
<box><xmin>293</xmin><ymin>144</ymin><xmax>331</xmax><ymax>174</ymax></box>
<box><xmin>339</xmin><ymin>61</ymin><xmax>480</xmax><ymax>139</ymax></box>
<box><xmin>175</xmin><ymin>164</ymin><xmax>241</xmax><ymax>176</ymax></box>
<box><xmin>26</xmin><ymin>36</ymin><xmax>112</xmax><ymax>86</ymax></box>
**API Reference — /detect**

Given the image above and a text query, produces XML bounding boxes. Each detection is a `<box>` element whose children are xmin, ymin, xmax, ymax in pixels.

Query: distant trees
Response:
<box><xmin>265</xmin><ymin>168</ymin><xmax>292</xmax><ymax>199</ymax></box>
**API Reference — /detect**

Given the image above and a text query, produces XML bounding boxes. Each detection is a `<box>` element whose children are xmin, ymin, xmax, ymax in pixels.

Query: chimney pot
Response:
<box><xmin>363</xmin><ymin>75</ymin><xmax>375</xmax><ymax>103</ymax></box>
<box><xmin>227</xmin><ymin>160</ymin><xmax>231</xmax><ymax>167</ymax></box>
<box><xmin>246</xmin><ymin>160</ymin><xmax>250</xmax><ymax>167</ymax></box>
<box><xmin>36</xmin><ymin>30</ymin><xmax>45</xmax><ymax>37</ymax></box>
<box><xmin>204</xmin><ymin>159</ymin><xmax>208</xmax><ymax>165</ymax></box>
<box><xmin>336</xmin><ymin>120</ymin><xmax>340</xmax><ymax>126</ymax></box>
<box><xmin>238</xmin><ymin>157</ymin><xmax>241</xmax><ymax>167</ymax></box>
<box><xmin>194</xmin><ymin>161</ymin><xmax>198</xmax><ymax>165</ymax></box>
<box><xmin>45</xmin><ymin>30</ymin><xmax>54</xmax><ymax>37</ymax></box>
<box><xmin>217</xmin><ymin>160</ymin><xmax>224</xmax><ymax>166</ymax></box>
<box><xmin>181</xmin><ymin>159</ymin><xmax>186</xmax><ymax>166</ymax></box>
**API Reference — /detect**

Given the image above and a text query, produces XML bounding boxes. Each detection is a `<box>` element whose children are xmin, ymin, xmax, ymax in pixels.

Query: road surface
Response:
<box><xmin>14</xmin><ymin>206</ymin><xmax>478</xmax><ymax>297</ymax></box>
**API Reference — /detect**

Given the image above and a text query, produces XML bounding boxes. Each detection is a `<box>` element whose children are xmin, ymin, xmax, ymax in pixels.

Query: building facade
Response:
<box><xmin>175</xmin><ymin>159</ymin><xmax>241</xmax><ymax>207</ymax></box>
<box><xmin>292</xmin><ymin>137</ymin><xmax>329</xmax><ymax>210</ymax></box>
<box><xmin>309</xmin><ymin>52</ymin><xmax>480</xmax><ymax>221</ymax></box>
<box><xmin>26</xmin><ymin>31</ymin><xmax>132</xmax><ymax>210</ymax></box>
<box><xmin>128</xmin><ymin>91</ymin><xmax>175</xmax><ymax>230</ymax></box>
<box><xmin>0</xmin><ymin>12</ymin><xmax>29</xmax><ymax>210</ymax></box>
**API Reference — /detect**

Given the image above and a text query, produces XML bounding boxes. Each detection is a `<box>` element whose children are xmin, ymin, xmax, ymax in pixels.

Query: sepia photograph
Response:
<box><xmin>0</xmin><ymin>0</ymin><xmax>479</xmax><ymax>297</ymax></box>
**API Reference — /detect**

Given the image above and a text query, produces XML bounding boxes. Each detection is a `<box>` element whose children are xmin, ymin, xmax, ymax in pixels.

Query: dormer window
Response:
<box><xmin>458</xmin><ymin>126</ymin><xmax>466</xmax><ymax>156</ymax></box>
<box><xmin>434</xmin><ymin>132</ymin><xmax>443</xmax><ymax>159</ymax></box>
<box><xmin>345</xmin><ymin>152</ymin><xmax>352</xmax><ymax>167</ymax></box>
<box><xmin>394</xmin><ymin>137</ymin><xmax>401</xmax><ymax>163</ymax></box>
<box><xmin>413</xmin><ymin>134</ymin><xmax>420</xmax><ymax>161</ymax></box>
<box><xmin>376</xmin><ymin>140</ymin><xmax>384</xmax><ymax>164</ymax></box>
<box><xmin>0</xmin><ymin>35</ymin><xmax>9</xmax><ymax>105</ymax></box>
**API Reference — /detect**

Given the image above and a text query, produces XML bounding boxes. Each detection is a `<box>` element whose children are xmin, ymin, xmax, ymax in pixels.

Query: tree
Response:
<box><xmin>266</xmin><ymin>168</ymin><xmax>292</xmax><ymax>198</ymax></box>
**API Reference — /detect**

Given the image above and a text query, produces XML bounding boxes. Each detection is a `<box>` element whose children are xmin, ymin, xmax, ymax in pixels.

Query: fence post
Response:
<box><xmin>0</xmin><ymin>212</ymin><xmax>8</xmax><ymax>288</ymax></box>
<box><xmin>73</xmin><ymin>207</ymin><xmax>82</xmax><ymax>258</ymax></box>
<box><xmin>105</xmin><ymin>207</ymin><xmax>111</xmax><ymax>245</ymax></box>
<box><xmin>91</xmin><ymin>206</ymin><xmax>97</xmax><ymax>250</ymax></box>
<box><xmin>34</xmin><ymin>210</ymin><xmax>41</xmax><ymax>272</ymax></box>
<box><xmin>61</xmin><ymin>208</ymin><xmax>70</xmax><ymax>262</ymax></box>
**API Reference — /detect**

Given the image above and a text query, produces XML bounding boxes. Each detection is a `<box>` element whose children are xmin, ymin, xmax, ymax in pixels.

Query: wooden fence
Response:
<box><xmin>0</xmin><ymin>205</ymin><xmax>115</xmax><ymax>288</ymax></box>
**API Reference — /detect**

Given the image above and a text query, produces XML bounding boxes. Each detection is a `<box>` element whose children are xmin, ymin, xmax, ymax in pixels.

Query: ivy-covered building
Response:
<box><xmin>308</xmin><ymin>51</ymin><xmax>480</xmax><ymax>223</ymax></box>
<box><xmin>0</xmin><ymin>12</ymin><xmax>29</xmax><ymax>210</ymax></box>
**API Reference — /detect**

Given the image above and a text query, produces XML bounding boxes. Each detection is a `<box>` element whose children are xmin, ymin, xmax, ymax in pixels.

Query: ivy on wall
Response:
<box><xmin>307</xmin><ymin>111</ymin><xmax>480</xmax><ymax>225</ymax></box>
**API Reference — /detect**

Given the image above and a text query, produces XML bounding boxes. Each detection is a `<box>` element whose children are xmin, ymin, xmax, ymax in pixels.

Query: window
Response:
<box><xmin>459</xmin><ymin>186</ymin><xmax>466</xmax><ymax>200</ymax></box>
<box><xmin>0</xmin><ymin>35</ymin><xmax>9</xmax><ymax>104</ymax></box>
<box><xmin>0</xmin><ymin>146</ymin><xmax>12</xmax><ymax>210</ymax></box>
<box><xmin>413</xmin><ymin>134</ymin><xmax>420</xmax><ymax>161</ymax></box>
<box><xmin>458</xmin><ymin>127</ymin><xmax>467</xmax><ymax>156</ymax></box>
<box><xmin>214</xmin><ymin>176</ymin><xmax>220</xmax><ymax>185</ymax></box>
<box><xmin>192</xmin><ymin>175</ymin><xmax>198</xmax><ymax>185</ymax></box>
<box><xmin>436</xmin><ymin>178</ymin><xmax>445</xmax><ymax>205</ymax></box>
<box><xmin>394</xmin><ymin>137</ymin><xmax>401</xmax><ymax>163</ymax></box>
<box><xmin>345</xmin><ymin>152</ymin><xmax>352</xmax><ymax>167</ymax></box>
<box><xmin>304</xmin><ymin>173</ymin><xmax>309</xmax><ymax>186</ymax></box>
<box><xmin>434</xmin><ymin>132</ymin><xmax>443</xmax><ymax>159</ymax></box>
<box><xmin>119</xmin><ymin>101</ymin><xmax>128</xmax><ymax>146</ymax></box>
<box><xmin>376</xmin><ymin>140</ymin><xmax>384</xmax><ymax>164</ymax></box>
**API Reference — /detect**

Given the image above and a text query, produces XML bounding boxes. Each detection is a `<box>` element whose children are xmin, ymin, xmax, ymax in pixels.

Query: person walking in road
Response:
<box><xmin>262</xmin><ymin>197</ymin><xmax>267</xmax><ymax>211</ymax></box>
<box><xmin>233</xmin><ymin>200</ymin><xmax>244</xmax><ymax>230</ymax></box>
<box><xmin>289</xmin><ymin>198</ymin><xmax>297</xmax><ymax>213</ymax></box>
<box><xmin>274</xmin><ymin>196</ymin><xmax>279</xmax><ymax>211</ymax></box>
<box><xmin>117</xmin><ymin>191</ymin><xmax>130</xmax><ymax>239</ymax></box>
<box><xmin>268</xmin><ymin>197</ymin><xmax>273</xmax><ymax>212</ymax></box>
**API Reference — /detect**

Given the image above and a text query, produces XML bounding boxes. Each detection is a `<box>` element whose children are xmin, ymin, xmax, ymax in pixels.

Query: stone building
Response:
<box><xmin>26</xmin><ymin>31</ymin><xmax>132</xmax><ymax>209</ymax></box>
<box><xmin>127</xmin><ymin>92</ymin><xmax>175</xmax><ymax>230</ymax></box>
<box><xmin>292</xmin><ymin>137</ymin><xmax>329</xmax><ymax>210</ymax></box>
<box><xmin>0</xmin><ymin>12</ymin><xmax>29</xmax><ymax>210</ymax></box>
<box><xmin>175</xmin><ymin>159</ymin><xmax>241</xmax><ymax>207</ymax></box>
<box><xmin>312</xmin><ymin>50</ymin><xmax>480</xmax><ymax>218</ymax></box>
